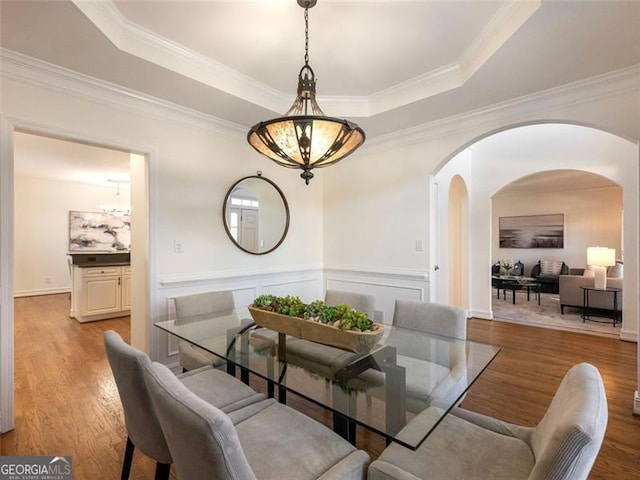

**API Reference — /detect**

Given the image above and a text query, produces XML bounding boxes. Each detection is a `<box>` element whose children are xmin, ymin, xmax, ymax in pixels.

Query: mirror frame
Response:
<box><xmin>222</xmin><ymin>174</ymin><xmax>290</xmax><ymax>255</ymax></box>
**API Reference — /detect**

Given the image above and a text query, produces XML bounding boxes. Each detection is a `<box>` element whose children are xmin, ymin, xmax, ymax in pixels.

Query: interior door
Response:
<box><xmin>240</xmin><ymin>208</ymin><xmax>259</xmax><ymax>252</ymax></box>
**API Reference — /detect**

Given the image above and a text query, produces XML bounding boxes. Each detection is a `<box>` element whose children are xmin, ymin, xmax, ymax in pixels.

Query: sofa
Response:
<box><xmin>530</xmin><ymin>260</ymin><xmax>569</xmax><ymax>294</ymax></box>
<box><xmin>559</xmin><ymin>275</ymin><xmax>623</xmax><ymax>315</ymax></box>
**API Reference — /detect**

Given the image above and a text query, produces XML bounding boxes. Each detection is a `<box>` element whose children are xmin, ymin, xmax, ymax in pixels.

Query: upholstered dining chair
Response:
<box><xmin>103</xmin><ymin>330</ymin><xmax>265</xmax><ymax>480</ymax></box>
<box><xmin>369</xmin><ymin>362</ymin><xmax>608</xmax><ymax>480</ymax></box>
<box><xmin>375</xmin><ymin>299</ymin><xmax>468</xmax><ymax>411</ymax></box>
<box><xmin>325</xmin><ymin>289</ymin><xmax>376</xmax><ymax>320</ymax></box>
<box><xmin>392</xmin><ymin>299</ymin><xmax>467</xmax><ymax>340</ymax></box>
<box><xmin>173</xmin><ymin>290</ymin><xmax>236</xmax><ymax>371</ymax></box>
<box><xmin>143</xmin><ymin>360</ymin><xmax>371</xmax><ymax>480</ymax></box>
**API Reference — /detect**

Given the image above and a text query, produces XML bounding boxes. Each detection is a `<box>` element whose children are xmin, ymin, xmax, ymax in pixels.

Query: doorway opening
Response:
<box><xmin>432</xmin><ymin>122</ymin><xmax>638</xmax><ymax>341</ymax></box>
<box><xmin>0</xmin><ymin>123</ymin><xmax>151</xmax><ymax>433</ymax></box>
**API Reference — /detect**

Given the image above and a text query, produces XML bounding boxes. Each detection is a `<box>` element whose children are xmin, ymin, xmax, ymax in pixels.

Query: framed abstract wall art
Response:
<box><xmin>68</xmin><ymin>211</ymin><xmax>131</xmax><ymax>252</ymax></box>
<box><xmin>499</xmin><ymin>214</ymin><xmax>564</xmax><ymax>249</ymax></box>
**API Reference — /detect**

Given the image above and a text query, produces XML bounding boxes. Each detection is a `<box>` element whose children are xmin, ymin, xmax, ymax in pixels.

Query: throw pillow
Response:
<box><xmin>583</xmin><ymin>265</ymin><xmax>596</xmax><ymax>278</ymax></box>
<box><xmin>608</xmin><ymin>263</ymin><xmax>623</xmax><ymax>278</ymax></box>
<box><xmin>498</xmin><ymin>259</ymin><xmax>513</xmax><ymax>275</ymax></box>
<box><xmin>540</xmin><ymin>259</ymin><xmax>563</xmax><ymax>275</ymax></box>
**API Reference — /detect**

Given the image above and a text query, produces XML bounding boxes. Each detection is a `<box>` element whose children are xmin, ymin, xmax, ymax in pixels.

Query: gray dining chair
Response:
<box><xmin>392</xmin><ymin>299</ymin><xmax>467</xmax><ymax>340</ymax></box>
<box><xmin>369</xmin><ymin>362</ymin><xmax>608</xmax><ymax>480</ymax></box>
<box><xmin>358</xmin><ymin>299</ymin><xmax>469</xmax><ymax>412</ymax></box>
<box><xmin>325</xmin><ymin>289</ymin><xmax>376</xmax><ymax>320</ymax></box>
<box><xmin>143</xmin><ymin>360</ymin><xmax>371</xmax><ymax>480</ymax></box>
<box><xmin>173</xmin><ymin>290</ymin><xmax>236</xmax><ymax>371</ymax></box>
<box><xmin>103</xmin><ymin>330</ymin><xmax>265</xmax><ymax>480</ymax></box>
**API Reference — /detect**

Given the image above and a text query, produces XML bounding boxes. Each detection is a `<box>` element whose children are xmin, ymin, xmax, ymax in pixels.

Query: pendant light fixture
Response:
<box><xmin>247</xmin><ymin>0</ymin><xmax>365</xmax><ymax>185</ymax></box>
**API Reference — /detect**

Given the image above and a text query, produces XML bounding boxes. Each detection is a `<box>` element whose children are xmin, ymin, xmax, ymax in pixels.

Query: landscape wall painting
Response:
<box><xmin>69</xmin><ymin>211</ymin><xmax>131</xmax><ymax>252</ymax></box>
<box><xmin>499</xmin><ymin>214</ymin><xmax>564</xmax><ymax>249</ymax></box>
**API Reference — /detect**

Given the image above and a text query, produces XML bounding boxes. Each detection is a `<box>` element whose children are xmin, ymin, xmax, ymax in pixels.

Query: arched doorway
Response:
<box><xmin>490</xmin><ymin>169</ymin><xmax>622</xmax><ymax>334</ymax></box>
<box><xmin>433</xmin><ymin>123</ymin><xmax>638</xmax><ymax>344</ymax></box>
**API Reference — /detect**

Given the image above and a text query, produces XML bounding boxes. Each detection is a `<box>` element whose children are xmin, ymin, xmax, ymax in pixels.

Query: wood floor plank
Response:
<box><xmin>1</xmin><ymin>294</ymin><xmax>638</xmax><ymax>479</ymax></box>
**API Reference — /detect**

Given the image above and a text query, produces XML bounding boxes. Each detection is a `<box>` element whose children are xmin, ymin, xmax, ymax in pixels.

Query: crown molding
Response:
<box><xmin>70</xmin><ymin>0</ymin><xmax>291</xmax><ymax>114</ymax></box>
<box><xmin>0</xmin><ymin>49</ymin><xmax>247</xmax><ymax>140</ymax></box>
<box><xmin>459</xmin><ymin>1</ymin><xmax>541</xmax><ymax>81</ymax></box>
<box><xmin>3</xmin><ymin>50</ymin><xmax>637</xmax><ymax>152</ymax></box>
<box><xmin>366</xmin><ymin>64</ymin><xmax>640</xmax><ymax>152</ymax></box>
<box><xmin>360</xmin><ymin>0</ymin><xmax>542</xmax><ymax>117</ymax></box>
<box><xmin>70</xmin><ymin>0</ymin><xmax>538</xmax><ymax>118</ymax></box>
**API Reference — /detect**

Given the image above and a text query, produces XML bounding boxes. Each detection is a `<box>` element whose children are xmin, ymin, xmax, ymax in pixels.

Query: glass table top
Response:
<box><xmin>155</xmin><ymin>307</ymin><xmax>500</xmax><ymax>450</ymax></box>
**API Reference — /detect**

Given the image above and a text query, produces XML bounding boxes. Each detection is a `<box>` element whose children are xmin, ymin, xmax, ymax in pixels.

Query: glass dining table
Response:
<box><xmin>154</xmin><ymin>307</ymin><xmax>500</xmax><ymax>451</ymax></box>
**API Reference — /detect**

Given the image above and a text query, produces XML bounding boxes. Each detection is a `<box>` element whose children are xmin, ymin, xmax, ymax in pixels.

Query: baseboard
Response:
<box><xmin>469</xmin><ymin>309</ymin><xmax>493</xmax><ymax>320</ymax></box>
<box><xmin>14</xmin><ymin>288</ymin><xmax>70</xmax><ymax>298</ymax></box>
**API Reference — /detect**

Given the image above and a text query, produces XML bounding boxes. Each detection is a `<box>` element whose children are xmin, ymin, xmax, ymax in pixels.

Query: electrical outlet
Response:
<box><xmin>45</xmin><ymin>276</ymin><xmax>52</xmax><ymax>284</ymax></box>
<box><xmin>174</xmin><ymin>240</ymin><xmax>183</xmax><ymax>253</ymax></box>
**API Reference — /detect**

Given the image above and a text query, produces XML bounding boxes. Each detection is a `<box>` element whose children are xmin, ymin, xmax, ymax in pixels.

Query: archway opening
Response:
<box><xmin>433</xmin><ymin>122</ymin><xmax>637</xmax><ymax>342</ymax></box>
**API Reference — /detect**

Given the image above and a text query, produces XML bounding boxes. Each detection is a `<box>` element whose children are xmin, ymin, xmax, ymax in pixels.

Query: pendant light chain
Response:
<box><xmin>304</xmin><ymin>8</ymin><xmax>310</xmax><ymax>66</ymax></box>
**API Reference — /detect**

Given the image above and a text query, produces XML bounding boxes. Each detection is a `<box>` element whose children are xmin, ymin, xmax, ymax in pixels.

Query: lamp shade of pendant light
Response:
<box><xmin>247</xmin><ymin>0</ymin><xmax>365</xmax><ymax>185</ymax></box>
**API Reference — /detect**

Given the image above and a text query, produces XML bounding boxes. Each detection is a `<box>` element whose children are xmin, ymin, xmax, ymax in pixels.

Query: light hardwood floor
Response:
<box><xmin>2</xmin><ymin>294</ymin><xmax>639</xmax><ymax>479</ymax></box>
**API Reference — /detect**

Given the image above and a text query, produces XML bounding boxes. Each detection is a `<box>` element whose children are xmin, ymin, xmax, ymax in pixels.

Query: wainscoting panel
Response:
<box><xmin>153</xmin><ymin>266</ymin><xmax>430</xmax><ymax>366</ymax></box>
<box><xmin>325</xmin><ymin>268</ymin><xmax>430</xmax><ymax>325</ymax></box>
<box><xmin>153</xmin><ymin>267</ymin><xmax>323</xmax><ymax>365</ymax></box>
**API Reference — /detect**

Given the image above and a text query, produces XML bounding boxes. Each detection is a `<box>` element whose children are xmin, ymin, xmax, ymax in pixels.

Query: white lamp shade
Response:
<box><xmin>586</xmin><ymin>247</ymin><xmax>616</xmax><ymax>267</ymax></box>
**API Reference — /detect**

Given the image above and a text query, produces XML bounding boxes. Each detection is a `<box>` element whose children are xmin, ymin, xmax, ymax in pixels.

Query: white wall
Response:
<box><xmin>13</xmin><ymin>176</ymin><xmax>131</xmax><ymax>296</ymax></box>
<box><xmin>492</xmin><ymin>185</ymin><xmax>622</xmax><ymax>275</ymax></box>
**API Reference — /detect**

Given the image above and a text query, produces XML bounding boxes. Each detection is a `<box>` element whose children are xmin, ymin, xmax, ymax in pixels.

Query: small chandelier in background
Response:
<box><xmin>247</xmin><ymin>0</ymin><xmax>365</xmax><ymax>185</ymax></box>
<box><xmin>107</xmin><ymin>178</ymin><xmax>130</xmax><ymax>198</ymax></box>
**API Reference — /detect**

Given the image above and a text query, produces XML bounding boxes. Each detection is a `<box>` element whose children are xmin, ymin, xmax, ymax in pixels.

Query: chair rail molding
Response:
<box><xmin>159</xmin><ymin>264</ymin><xmax>323</xmax><ymax>288</ymax></box>
<box><xmin>324</xmin><ymin>266</ymin><xmax>431</xmax><ymax>325</ymax></box>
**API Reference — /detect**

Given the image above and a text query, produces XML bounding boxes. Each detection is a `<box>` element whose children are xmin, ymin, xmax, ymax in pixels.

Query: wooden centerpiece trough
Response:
<box><xmin>248</xmin><ymin>305</ymin><xmax>384</xmax><ymax>354</ymax></box>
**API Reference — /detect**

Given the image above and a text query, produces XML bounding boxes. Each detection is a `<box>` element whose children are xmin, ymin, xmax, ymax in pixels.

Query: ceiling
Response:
<box><xmin>2</xmin><ymin>0</ymin><xmax>639</xmax><ymax>140</ymax></box>
<box><xmin>13</xmin><ymin>132</ymin><xmax>131</xmax><ymax>187</ymax></box>
<box><xmin>495</xmin><ymin>170</ymin><xmax>617</xmax><ymax>196</ymax></box>
<box><xmin>3</xmin><ymin>1</ymin><xmax>639</xmax><ymax>186</ymax></box>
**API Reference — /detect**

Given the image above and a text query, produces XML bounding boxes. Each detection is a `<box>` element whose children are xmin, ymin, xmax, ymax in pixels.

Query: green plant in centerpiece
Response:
<box><xmin>253</xmin><ymin>294</ymin><xmax>276</xmax><ymax>309</ymax></box>
<box><xmin>252</xmin><ymin>295</ymin><xmax>377</xmax><ymax>332</ymax></box>
<box><xmin>275</xmin><ymin>295</ymin><xmax>306</xmax><ymax>317</ymax></box>
<box><xmin>304</xmin><ymin>300</ymin><xmax>326</xmax><ymax>321</ymax></box>
<box><xmin>339</xmin><ymin>309</ymin><xmax>373</xmax><ymax>331</ymax></box>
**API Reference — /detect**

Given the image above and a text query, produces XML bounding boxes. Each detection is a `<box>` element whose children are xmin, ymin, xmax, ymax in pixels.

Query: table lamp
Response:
<box><xmin>586</xmin><ymin>247</ymin><xmax>616</xmax><ymax>290</ymax></box>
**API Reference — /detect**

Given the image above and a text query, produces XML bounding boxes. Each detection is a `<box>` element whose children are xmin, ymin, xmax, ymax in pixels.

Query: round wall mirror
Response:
<box><xmin>223</xmin><ymin>173</ymin><xmax>290</xmax><ymax>255</ymax></box>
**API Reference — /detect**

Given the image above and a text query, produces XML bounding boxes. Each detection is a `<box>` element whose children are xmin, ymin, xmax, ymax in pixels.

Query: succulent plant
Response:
<box><xmin>252</xmin><ymin>295</ymin><xmax>375</xmax><ymax>331</ymax></box>
<box><xmin>274</xmin><ymin>295</ymin><xmax>306</xmax><ymax>317</ymax></box>
<box><xmin>253</xmin><ymin>294</ymin><xmax>276</xmax><ymax>309</ymax></box>
<box><xmin>304</xmin><ymin>300</ymin><xmax>325</xmax><ymax>320</ymax></box>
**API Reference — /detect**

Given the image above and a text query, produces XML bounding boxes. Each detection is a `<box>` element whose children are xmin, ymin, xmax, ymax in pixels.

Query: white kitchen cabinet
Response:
<box><xmin>70</xmin><ymin>265</ymin><xmax>131</xmax><ymax>322</ymax></box>
<box><xmin>121</xmin><ymin>266</ymin><xmax>132</xmax><ymax>310</ymax></box>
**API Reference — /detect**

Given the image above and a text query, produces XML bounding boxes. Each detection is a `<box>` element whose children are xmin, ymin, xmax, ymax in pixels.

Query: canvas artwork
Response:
<box><xmin>69</xmin><ymin>211</ymin><xmax>131</xmax><ymax>252</ymax></box>
<box><xmin>499</xmin><ymin>214</ymin><xmax>564</xmax><ymax>249</ymax></box>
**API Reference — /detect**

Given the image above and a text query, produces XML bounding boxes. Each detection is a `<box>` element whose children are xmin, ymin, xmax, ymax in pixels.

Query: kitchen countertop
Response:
<box><xmin>68</xmin><ymin>252</ymin><xmax>130</xmax><ymax>268</ymax></box>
